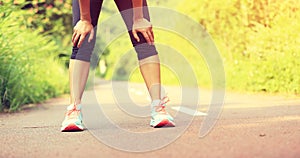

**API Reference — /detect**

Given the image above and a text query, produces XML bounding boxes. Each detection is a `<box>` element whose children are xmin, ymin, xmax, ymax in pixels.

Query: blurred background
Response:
<box><xmin>0</xmin><ymin>0</ymin><xmax>299</xmax><ymax>112</ymax></box>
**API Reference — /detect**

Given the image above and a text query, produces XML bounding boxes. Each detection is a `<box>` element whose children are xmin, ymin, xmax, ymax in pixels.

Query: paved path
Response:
<box><xmin>1</xmin><ymin>80</ymin><xmax>300</xmax><ymax>158</ymax></box>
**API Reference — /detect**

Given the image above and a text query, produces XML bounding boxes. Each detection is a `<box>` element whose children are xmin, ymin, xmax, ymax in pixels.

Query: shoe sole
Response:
<box><xmin>151</xmin><ymin>119</ymin><xmax>175</xmax><ymax>128</ymax></box>
<box><xmin>61</xmin><ymin>123</ymin><xmax>84</xmax><ymax>132</ymax></box>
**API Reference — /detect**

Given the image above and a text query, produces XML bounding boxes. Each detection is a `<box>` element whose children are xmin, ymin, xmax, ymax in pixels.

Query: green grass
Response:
<box><xmin>0</xmin><ymin>4</ymin><xmax>68</xmax><ymax>112</ymax></box>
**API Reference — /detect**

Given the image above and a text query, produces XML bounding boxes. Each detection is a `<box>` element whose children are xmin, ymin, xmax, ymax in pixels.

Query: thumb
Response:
<box><xmin>132</xmin><ymin>29</ymin><xmax>140</xmax><ymax>42</ymax></box>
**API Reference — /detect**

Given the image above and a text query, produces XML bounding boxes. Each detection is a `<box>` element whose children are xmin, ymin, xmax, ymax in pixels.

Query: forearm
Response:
<box><xmin>132</xmin><ymin>0</ymin><xmax>143</xmax><ymax>20</ymax></box>
<box><xmin>78</xmin><ymin>0</ymin><xmax>91</xmax><ymax>22</ymax></box>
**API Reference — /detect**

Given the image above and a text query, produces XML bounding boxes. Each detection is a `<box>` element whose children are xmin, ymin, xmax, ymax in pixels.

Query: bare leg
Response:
<box><xmin>69</xmin><ymin>59</ymin><xmax>90</xmax><ymax>105</ymax></box>
<box><xmin>138</xmin><ymin>55</ymin><xmax>161</xmax><ymax>100</ymax></box>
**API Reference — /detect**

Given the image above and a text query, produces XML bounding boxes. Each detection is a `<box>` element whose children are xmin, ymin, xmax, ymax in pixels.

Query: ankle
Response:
<box><xmin>151</xmin><ymin>99</ymin><xmax>161</xmax><ymax>107</ymax></box>
<box><xmin>71</xmin><ymin>99</ymin><xmax>81</xmax><ymax>105</ymax></box>
<box><xmin>67</xmin><ymin>104</ymin><xmax>82</xmax><ymax>110</ymax></box>
<box><xmin>151</xmin><ymin>100</ymin><xmax>159</xmax><ymax>113</ymax></box>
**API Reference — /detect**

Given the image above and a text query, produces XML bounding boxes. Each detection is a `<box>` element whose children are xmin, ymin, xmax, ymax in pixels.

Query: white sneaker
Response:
<box><xmin>61</xmin><ymin>104</ymin><xmax>84</xmax><ymax>132</ymax></box>
<box><xmin>150</xmin><ymin>96</ymin><xmax>175</xmax><ymax>128</ymax></box>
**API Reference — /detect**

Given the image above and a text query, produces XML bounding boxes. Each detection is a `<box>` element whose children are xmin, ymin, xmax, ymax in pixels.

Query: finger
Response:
<box><xmin>132</xmin><ymin>30</ymin><xmax>140</xmax><ymax>42</ymax></box>
<box><xmin>72</xmin><ymin>32</ymin><xmax>76</xmax><ymax>44</ymax></box>
<box><xmin>72</xmin><ymin>31</ymin><xmax>77</xmax><ymax>44</ymax></box>
<box><xmin>88</xmin><ymin>28</ymin><xmax>94</xmax><ymax>43</ymax></box>
<box><xmin>146</xmin><ymin>31</ymin><xmax>153</xmax><ymax>44</ymax></box>
<box><xmin>146</xmin><ymin>31</ymin><xmax>154</xmax><ymax>44</ymax></box>
<box><xmin>142</xmin><ymin>32</ymin><xmax>151</xmax><ymax>44</ymax></box>
<box><xmin>72</xmin><ymin>25</ymin><xmax>78</xmax><ymax>43</ymax></box>
<box><xmin>73</xmin><ymin>34</ymin><xmax>81</xmax><ymax>47</ymax></box>
<box><xmin>150</xmin><ymin>29</ymin><xmax>154</xmax><ymax>41</ymax></box>
<box><xmin>77</xmin><ymin>34</ymin><xmax>86</xmax><ymax>48</ymax></box>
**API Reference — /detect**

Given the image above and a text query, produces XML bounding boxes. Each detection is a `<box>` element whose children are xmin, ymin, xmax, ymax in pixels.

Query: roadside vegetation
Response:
<box><xmin>1</xmin><ymin>0</ymin><xmax>299</xmax><ymax>112</ymax></box>
<box><xmin>102</xmin><ymin>0</ymin><xmax>300</xmax><ymax>94</ymax></box>
<box><xmin>0</xmin><ymin>2</ymin><xmax>70</xmax><ymax>111</ymax></box>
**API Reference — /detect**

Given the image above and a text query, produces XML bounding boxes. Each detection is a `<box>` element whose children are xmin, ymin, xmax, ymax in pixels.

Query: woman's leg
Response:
<box><xmin>138</xmin><ymin>55</ymin><xmax>161</xmax><ymax>100</ymax></box>
<box><xmin>61</xmin><ymin>0</ymin><xmax>103</xmax><ymax>132</ymax></box>
<box><xmin>69</xmin><ymin>0</ymin><xmax>103</xmax><ymax>105</ymax></box>
<box><xmin>69</xmin><ymin>60</ymin><xmax>90</xmax><ymax>105</ymax></box>
<box><xmin>114</xmin><ymin>0</ymin><xmax>175</xmax><ymax>127</ymax></box>
<box><xmin>114</xmin><ymin>0</ymin><xmax>161</xmax><ymax>100</ymax></box>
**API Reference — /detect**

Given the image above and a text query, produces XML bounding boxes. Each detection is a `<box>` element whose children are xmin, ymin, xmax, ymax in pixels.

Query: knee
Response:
<box><xmin>129</xmin><ymin>32</ymin><xmax>158</xmax><ymax>60</ymax></box>
<box><xmin>134</xmin><ymin>43</ymin><xmax>158</xmax><ymax>60</ymax></box>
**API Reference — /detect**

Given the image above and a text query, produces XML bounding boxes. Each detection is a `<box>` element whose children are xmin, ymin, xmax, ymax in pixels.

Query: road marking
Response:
<box><xmin>129</xmin><ymin>88</ymin><xmax>151</xmax><ymax>101</ymax></box>
<box><xmin>146</xmin><ymin>97</ymin><xmax>151</xmax><ymax>101</ymax></box>
<box><xmin>135</xmin><ymin>91</ymin><xmax>143</xmax><ymax>96</ymax></box>
<box><xmin>130</xmin><ymin>87</ymin><xmax>207</xmax><ymax>116</ymax></box>
<box><xmin>171</xmin><ymin>106</ymin><xmax>207</xmax><ymax>116</ymax></box>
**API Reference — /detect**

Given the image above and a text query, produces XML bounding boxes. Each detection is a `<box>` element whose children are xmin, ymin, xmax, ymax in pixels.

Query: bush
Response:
<box><xmin>0</xmin><ymin>3</ymin><xmax>68</xmax><ymax>111</ymax></box>
<box><xmin>10</xmin><ymin>0</ymin><xmax>73</xmax><ymax>46</ymax></box>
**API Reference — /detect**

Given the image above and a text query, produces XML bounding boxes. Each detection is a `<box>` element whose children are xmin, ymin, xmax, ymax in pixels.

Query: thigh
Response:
<box><xmin>113</xmin><ymin>0</ymin><xmax>158</xmax><ymax>60</ymax></box>
<box><xmin>71</xmin><ymin>0</ymin><xmax>104</xmax><ymax>62</ymax></box>
<box><xmin>72</xmin><ymin>0</ymin><xmax>104</xmax><ymax>27</ymax></box>
<box><xmin>114</xmin><ymin>0</ymin><xmax>150</xmax><ymax>30</ymax></box>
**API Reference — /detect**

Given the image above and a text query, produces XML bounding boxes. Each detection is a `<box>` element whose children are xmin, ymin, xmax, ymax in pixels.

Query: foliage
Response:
<box><xmin>7</xmin><ymin>0</ymin><xmax>73</xmax><ymax>46</ymax></box>
<box><xmin>2</xmin><ymin>0</ymin><xmax>74</xmax><ymax>67</ymax></box>
<box><xmin>177</xmin><ymin>0</ymin><xmax>300</xmax><ymax>94</ymax></box>
<box><xmin>99</xmin><ymin>0</ymin><xmax>300</xmax><ymax>95</ymax></box>
<box><xmin>1</xmin><ymin>0</ymin><xmax>299</xmax><ymax>113</ymax></box>
<box><xmin>0</xmin><ymin>3</ymin><xmax>68</xmax><ymax>112</ymax></box>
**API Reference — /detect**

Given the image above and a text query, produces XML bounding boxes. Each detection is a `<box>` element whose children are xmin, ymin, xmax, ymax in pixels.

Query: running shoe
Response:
<box><xmin>61</xmin><ymin>104</ymin><xmax>84</xmax><ymax>132</ymax></box>
<box><xmin>150</xmin><ymin>96</ymin><xmax>175</xmax><ymax>128</ymax></box>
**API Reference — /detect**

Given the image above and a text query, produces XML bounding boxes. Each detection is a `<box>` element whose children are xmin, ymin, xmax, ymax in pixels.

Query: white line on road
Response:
<box><xmin>129</xmin><ymin>88</ymin><xmax>152</xmax><ymax>101</ymax></box>
<box><xmin>171</xmin><ymin>106</ymin><xmax>207</xmax><ymax>116</ymax></box>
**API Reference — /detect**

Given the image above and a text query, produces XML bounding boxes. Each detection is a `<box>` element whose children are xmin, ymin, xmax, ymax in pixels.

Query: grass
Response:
<box><xmin>0</xmin><ymin>4</ymin><xmax>68</xmax><ymax>112</ymax></box>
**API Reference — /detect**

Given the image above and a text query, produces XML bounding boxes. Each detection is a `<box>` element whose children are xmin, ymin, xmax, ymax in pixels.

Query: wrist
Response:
<box><xmin>133</xmin><ymin>18</ymin><xmax>149</xmax><ymax>24</ymax></box>
<box><xmin>133</xmin><ymin>7</ymin><xmax>143</xmax><ymax>21</ymax></box>
<box><xmin>80</xmin><ymin>15</ymin><xmax>91</xmax><ymax>23</ymax></box>
<box><xmin>133</xmin><ymin>16</ymin><xmax>144</xmax><ymax>22</ymax></box>
<box><xmin>80</xmin><ymin>19</ymin><xmax>92</xmax><ymax>24</ymax></box>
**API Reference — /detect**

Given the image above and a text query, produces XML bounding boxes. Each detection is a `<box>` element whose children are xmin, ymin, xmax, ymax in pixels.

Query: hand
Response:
<box><xmin>132</xmin><ymin>18</ymin><xmax>154</xmax><ymax>45</ymax></box>
<box><xmin>72</xmin><ymin>20</ymin><xmax>94</xmax><ymax>48</ymax></box>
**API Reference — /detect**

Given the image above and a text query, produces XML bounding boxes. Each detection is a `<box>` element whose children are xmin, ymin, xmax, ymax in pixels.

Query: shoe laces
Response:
<box><xmin>154</xmin><ymin>96</ymin><xmax>170</xmax><ymax>113</ymax></box>
<box><xmin>66</xmin><ymin>105</ymin><xmax>80</xmax><ymax>119</ymax></box>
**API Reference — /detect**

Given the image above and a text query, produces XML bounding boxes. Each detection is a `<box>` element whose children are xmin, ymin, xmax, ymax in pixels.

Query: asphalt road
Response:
<box><xmin>1</xmin><ymin>80</ymin><xmax>300</xmax><ymax>158</ymax></box>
